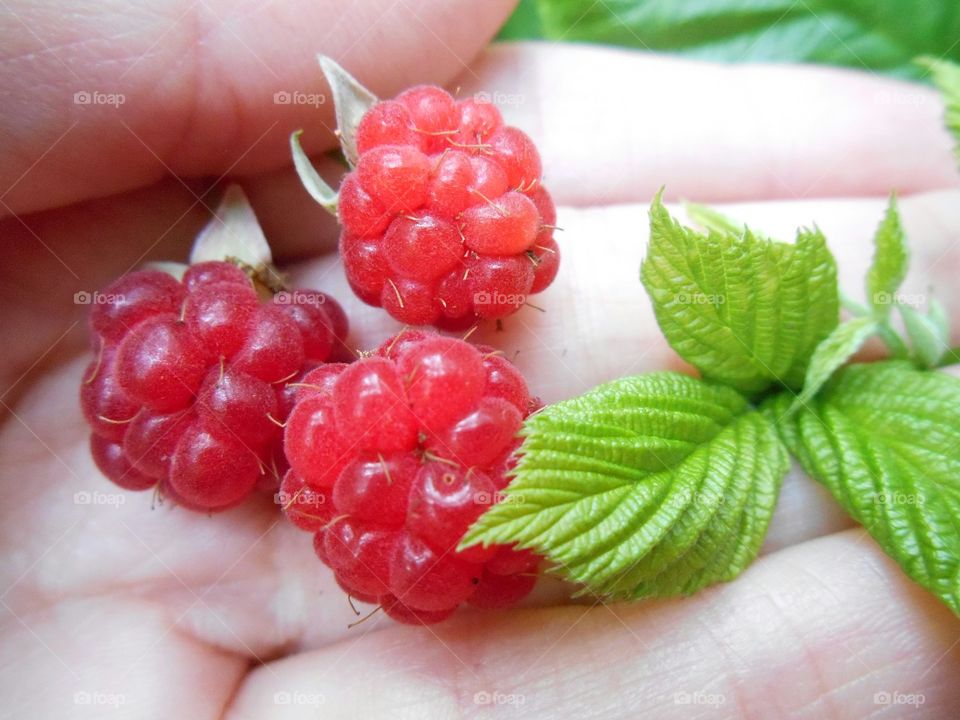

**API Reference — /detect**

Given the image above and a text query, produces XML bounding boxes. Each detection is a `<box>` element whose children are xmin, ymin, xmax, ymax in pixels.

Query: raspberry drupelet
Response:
<box><xmin>281</xmin><ymin>329</ymin><xmax>540</xmax><ymax>624</ymax></box>
<box><xmin>81</xmin><ymin>262</ymin><xmax>349</xmax><ymax>512</ymax></box>
<box><xmin>339</xmin><ymin>87</ymin><xmax>560</xmax><ymax>328</ymax></box>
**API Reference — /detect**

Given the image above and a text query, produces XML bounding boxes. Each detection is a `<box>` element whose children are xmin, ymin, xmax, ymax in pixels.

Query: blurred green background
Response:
<box><xmin>497</xmin><ymin>0</ymin><xmax>960</xmax><ymax>80</ymax></box>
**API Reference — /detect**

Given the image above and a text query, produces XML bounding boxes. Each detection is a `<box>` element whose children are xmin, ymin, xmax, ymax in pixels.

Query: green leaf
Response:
<box><xmin>929</xmin><ymin>297</ymin><xmax>950</xmax><ymax>340</ymax></box>
<box><xmin>535</xmin><ymin>1</ymin><xmax>960</xmax><ymax>79</ymax></box>
<box><xmin>769</xmin><ymin>361</ymin><xmax>960</xmax><ymax>616</ymax></box>
<box><xmin>290</xmin><ymin>130</ymin><xmax>338</xmax><ymax>215</ymax></box>
<box><xmin>684</xmin><ymin>202</ymin><xmax>744</xmax><ymax>237</ymax></box>
<box><xmin>642</xmin><ymin>192</ymin><xmax>839</xmax><ymax>394</ymax></box>
<box><xmin>462</xmin><ymin>373</ymin><xmax>788</xmax><ymax>600</ymax></box>
<box><xmin>496</xmin><ymin>0</ymin><xmax>544</xmax><ymax>40</ymax></box>
<box><xmin>790</xmin><ymin>316</ymin><xmax>877</xmax><ymax>412</ymax></box>
<box><xmin>866</xmin><ymin>194</ymin><xmax>908</xmax><ymax>319</ymax></box>
<box><xmin>918</xmin><ymin>56</ymin><xmax>960</xmax><ymax>164</ymax></box>
<box><xmin>940</xmin><ymin>346</ymin><xmax>960</xmax><ymax>367</ymax></box>
<box><xmin>900</xmin><ymin>304</ymin><xmax>948</xmax><ymax>368</ymax></box>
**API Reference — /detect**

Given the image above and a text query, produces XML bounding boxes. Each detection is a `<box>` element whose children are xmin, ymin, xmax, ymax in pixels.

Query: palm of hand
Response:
<box><xmin>2</xmin><ymin>3</ymin><xmax>960</xmax><ymax>717</ymax></box>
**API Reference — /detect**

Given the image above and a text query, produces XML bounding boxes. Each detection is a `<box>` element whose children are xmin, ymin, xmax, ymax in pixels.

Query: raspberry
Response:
<box><xmin>81</xmin><ymin>262</ymin><xmax>349</xmax><ymax>512</ymax></box>
<box><xmin>283</xmin><ymin>330</ymin><xmax>539</xmax><ymax>624</ymax></box>
<box><xmin>278</xmin><ymin>470</ymin><xmax>334</xmax><ymax>532</ymax></box>
<box><xmin>338</xmin><ymin>87</ymin><xmax>560</xmax><ymax>327</ymax></box>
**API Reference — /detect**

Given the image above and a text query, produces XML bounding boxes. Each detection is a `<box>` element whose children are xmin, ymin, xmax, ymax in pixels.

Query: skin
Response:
<box><xmin>1</xmin><ymin>1</ymin><xmax>960</xmax><ymax>717</ymax></box>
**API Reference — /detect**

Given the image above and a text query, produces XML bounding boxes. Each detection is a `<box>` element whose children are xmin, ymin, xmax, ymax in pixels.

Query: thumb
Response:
<box><xmin>0</xmin><ymin>0</ymin><xmax>518</xmax><ymax>216</ymax></box>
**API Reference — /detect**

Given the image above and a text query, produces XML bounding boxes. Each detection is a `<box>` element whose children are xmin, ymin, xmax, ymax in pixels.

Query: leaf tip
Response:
<box><xmin>189</xmin><ymin>184</ymin><xmax>272</xmax><ymax>268</ymax></box>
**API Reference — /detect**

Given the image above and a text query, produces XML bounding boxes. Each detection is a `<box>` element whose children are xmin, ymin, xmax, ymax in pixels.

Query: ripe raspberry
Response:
<box><xmin>81</xmin><ymin>262</ymin><xmax>350</xmax><ymax>512</ymax></box>
<box><xmin>283</xmin><ymin>330</ymin><xmax>539</xmax><ymax>624</ymax></box>
<box><xmin>340</xmin><ymin>87</ymin><xmax>560</xmax><ymax>327</ymax></box>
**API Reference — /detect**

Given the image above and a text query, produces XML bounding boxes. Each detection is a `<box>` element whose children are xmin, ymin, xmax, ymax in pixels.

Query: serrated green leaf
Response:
<box><xmin>461</xmin><ymin>373</ymin><xmax>788</xmax><ymax>600</ymax></box>
<box><xmin>684</xmin><ymin>202</ymin><xmax>745</xmax><ymax>237</ymax></box>
<box><xmin>642</xmin><ymin>192</ymin><xmax>839</xmax><ymax>394</ymax></box>
<box><xmin>866</xmin><ymin>194</ymin><xmax>908</xmax><ymax>319</ymax></box>
<box><xmin>918</xmin><ymin>56</ymin><xmax>960</xmax><ymax>165</ymax></box>
<box><xmin>535</xmin><ymin>1</ymin><xmax>960</xmax><ymax>80</ymax></box>
<box><xmin>900</xmin><ymin>304</ymin><xmax>948</xmax><ymax>368</ymax></box>
<box><xmin>791</xmin><ymin>316</ymin><xmax>878</xmax><ymax>412</ymax></box>
<box><xmin>290</xmin><ymin>130</ymin><xmax>338</xmax><ymax>215</ymax></box>
<box><xmin>769</xmin><ymin>361</ymin><xmax>960</xmax><ymax>615</ymax></box>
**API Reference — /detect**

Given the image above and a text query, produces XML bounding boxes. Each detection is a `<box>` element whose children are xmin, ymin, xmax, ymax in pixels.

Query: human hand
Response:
<box><xmin>2</xmin><ymin>1</ymin><xmax>959</xmax><ymax>717</ymax></box>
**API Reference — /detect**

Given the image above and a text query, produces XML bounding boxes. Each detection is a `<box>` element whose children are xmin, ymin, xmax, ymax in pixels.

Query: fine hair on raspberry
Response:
<box><xmin>81</xmin><ymin>261</ymin><xmax>349</xmax><ymax>512</ymax></box>
<box><xmin>282</xmin><ymin>329</ymin><xmax>541</xmax><ymax>624</ymax></box>
<box><xmin>339</xmin><ymin>87</ymin><xmax>560</xmax><ymax>328</ymax></box>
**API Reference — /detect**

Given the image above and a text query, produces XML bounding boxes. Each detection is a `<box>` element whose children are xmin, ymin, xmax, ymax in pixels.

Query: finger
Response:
<box><xmin>225</xmin><ymin>529</ymin><xmax>960</xmax><ymax>718</ymax></box>
<box><xmin>0</xmin><ymin>594</ymin><xmax>245</xmax><ymax>719</ymax></box>
<box><xmin>0</xmin><ymin>0</ymin><xmax>517</xmax><ymax>216</ymax></box>
<box><xmin>760</xmin><ymin>461</ymin><xmax>855</xmax><ymax>554</ymax></box>
<box><xmin>453</xmin><ymin>44</ymin><xmax>960</xmax><ymax>204</ymax></box>
<box><xmin>285</xmin><ymin>188</ymin><xmax>960</xmax><ymax>396</ymax></box>
<box><xmin>0</xmin><ymin>354</ymin><xmax>567</xmax><ymax>658</ymax></box>
<box><xmin>277</xmin><ymin>189</ymin><xmax>957</xmax><ymax>556</ymax></box>
<box><xmin>0</xmin><ymin>178</ymin><xmax>212</xmax><ymax>392</ymax></box>
<box><xmin>4</xmin><ymin>178</ymin><xmax>958</xmax><ymax>407</ymax></box>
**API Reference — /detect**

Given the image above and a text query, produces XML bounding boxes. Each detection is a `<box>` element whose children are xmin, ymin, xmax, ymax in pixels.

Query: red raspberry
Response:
<box><xmin>282</xmin><ymin>330</ymin><xmax>539</xmax><ymax>624</ymax></box>
<box><xmin>340</xmin><ymin>87</ymin><xmax>560</xmax><ymax>327</ymax></box>
<box><xmin>81</xmin><ymin>262</ymin><xmax>350</xmax><ymax>512</ymax></box>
